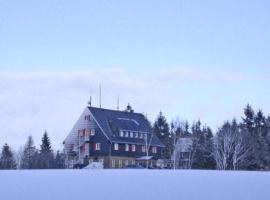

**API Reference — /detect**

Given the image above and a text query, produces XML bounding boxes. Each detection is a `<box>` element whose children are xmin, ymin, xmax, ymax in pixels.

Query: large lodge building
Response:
<box><xmin>63</xmin><ymin>105</ymin><xmax>165</xmax><ymax>168</ymax></box>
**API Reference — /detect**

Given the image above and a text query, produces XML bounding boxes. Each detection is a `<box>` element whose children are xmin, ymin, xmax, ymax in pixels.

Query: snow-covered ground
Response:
<box><xmin>0</xmin><ymin>170</ymin><xmax>269</xmax><ymax>200</ymax></box>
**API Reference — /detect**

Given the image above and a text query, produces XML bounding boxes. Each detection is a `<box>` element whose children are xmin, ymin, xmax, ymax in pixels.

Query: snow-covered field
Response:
<box><xmin>0</xmin><ymin>170</ymin><xmax>269</xmax><ymax>200</ymax></box>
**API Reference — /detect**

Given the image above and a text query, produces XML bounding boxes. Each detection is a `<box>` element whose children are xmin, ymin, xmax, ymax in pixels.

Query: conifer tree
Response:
<box><xmin>0</xmin><ymin>143</ymin><xmax>17</xmax><ymax>169</ymax></box>
<box><xmin>38</xmin><ymin>131</ymin><xmax>54</xmax><ymax>169</ymax></box>
<box><xmin>20</xmin><ymin>136</ymin><xmax>37</xmax><ymax>169</ymax></box>
<box><xmin>153</xmin><ymin>112</ymin><xmax>172</xmax><ymax>159</ymax></box>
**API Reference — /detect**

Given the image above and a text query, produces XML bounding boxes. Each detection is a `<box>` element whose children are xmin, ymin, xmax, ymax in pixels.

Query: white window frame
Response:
<box><xmin>95</xmin><ymin>143</ymin><xmax>101</xmax><ymax>150</ymax></box>
<box><xmin>152</xmin><ymin>146</ymin><xmax>157</xmax><ymax>154</ymax></box>
<box><xmin>90</xmin><ymin>129</ymin><xmax>95</xmax><ymax>136</ymax></box>
<box><xmin>132</xmin><ymin>144</ymin><xmax>136</xmax><ymax>152</ymax></box>
<box><xmin>112</xmin><ymin>159</ymin><xmax>115</xmax><ymax>168</ymax></box>
<box><xmin>125</xmin><ymin>144</ymin><xmax>129</xmax><ymax>151</ymax></box>
<box><xmin>120</xmin><ymin>131</ymin><xmax>124</xmax><ymax>137</ymax></box>
<box><xmin>130</xmin><ymin>132</ymin><xmax>133</xmax><ymax>138</ymax></box>
<box><xmin>119</xmin><ymin>160</ymin><xmax>122</xmax><ymax>168</ymax></box>
<box><xmin>114</xmin><ymin>143</ymin><xmax>119</xmax><ymax>151</ymax></box>
<box><xmin>142</xmin><ymin>145</ymin><xmax>146</xmax><ymax>152</ymax></box>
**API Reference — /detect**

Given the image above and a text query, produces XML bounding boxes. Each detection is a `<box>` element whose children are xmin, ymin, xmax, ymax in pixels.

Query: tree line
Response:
<box><xmin>154</xmin><ymin>104</ymin><xmax>270</xmax><ymax>171</ymax></box>
<box><xmin>0</xmin><ymin>131</ymin><xmax>65</xmax><ymax>170</ymax></box>
<box><xmin>1</xmin><ymin>104</ymin><xmax>270</xmax><ymax>170</ymax></box>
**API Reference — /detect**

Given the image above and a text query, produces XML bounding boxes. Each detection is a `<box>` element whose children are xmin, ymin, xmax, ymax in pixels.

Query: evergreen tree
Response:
<box><xmin>191</xmin><ymin>121</ymin><xmax>215</xmax><ymax>169</ymax></box>
<box><xmin>153</xmin><ymin>112</ymin><xmax>172</xmax><ymax>159</ymax></box>
<box><xmin>20</xmin><ymin>136</ymin><xmax>38</xmax><ymax>169</ymax></box>
<box><xmin>38</xmin><ymin>131</ymin><xmax>54</xmax><ymax>169</ymax></box>
<box><xmin>0</xmin><ymin>143</ymin><xmax>17</xmax><ymax>169</ymax></box>
<box><xmin>254</xmin><ymin>110</ymin><xmax>270</xmax><ymax>169</ymax></box>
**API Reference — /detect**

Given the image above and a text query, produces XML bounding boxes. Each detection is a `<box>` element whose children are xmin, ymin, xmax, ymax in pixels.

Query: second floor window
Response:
<box><xmin>95</xmin><ymin>143</ymin><xmax>101</xmax><ymax>150</ymax></box>
<box><xmin>142</xmin><ymin>146</ymin><xmax>146</xmax><ymax>152</ymax></box>
<box><xmin>114</xmin><ymin>143</ymin><xmax>119</xmax><ymax>151</ymax></box>
<box><xmin>132</xmin><ymin>145</ymin><xmax>136</xmax><ymax>152</ymax></box>
<box><xmin>90</xmin><ymin>129</ymin><xmax>95</xmax><ymax>136</ymax></box>
<box><xmin>125</xmin><ymin>144</ymin><xmax>129</xmax><ymax>151</ymax></box>
<box><xmin>152</xmin><ymin>147</ymin><xmax>157</xmax><ymax>154</ymax></box>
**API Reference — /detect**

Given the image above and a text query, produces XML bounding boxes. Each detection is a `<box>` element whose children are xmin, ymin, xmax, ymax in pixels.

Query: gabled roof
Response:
<box><xmin>88</xmin><ymin>107</ymin><xmax>165</xmax><ymax>147</ymax></box>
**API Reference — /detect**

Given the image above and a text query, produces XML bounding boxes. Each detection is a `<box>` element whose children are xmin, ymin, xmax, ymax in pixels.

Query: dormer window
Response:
<box><xmin>134</xmin><ymin>132</ymin><xmax>138</xmax><ymax>138</ymax></box>
<box><xmin>130</xmin><ymin>132</ymin><xmax>133</xmax><ymax>138</ymax></box>
<box><xmin>125</xmin><ymin>131</ymin><xmax>129</xmax><ymax>137</ymax></box>
<box><xmin>120</xmin><ymin>131</ymin><xmax>124</xmax><ymax>137</ymax></box>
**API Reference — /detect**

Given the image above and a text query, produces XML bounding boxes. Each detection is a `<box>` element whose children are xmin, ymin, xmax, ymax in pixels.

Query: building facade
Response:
<box><xmin>63</xmin><ymin>105</ymin><xmax>165</xmax><ymax>168</ymax></box>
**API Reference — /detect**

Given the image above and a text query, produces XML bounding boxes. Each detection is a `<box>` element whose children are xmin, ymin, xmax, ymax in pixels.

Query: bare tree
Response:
<box><xmin>214</xmin><ymin>121</ymin><xmax>249</xmax><ymax>170</ymax></box>
<box><xmin>144</xmin><ymin>132</ymin><xmax>154</xmax><ymax>168</ymax></box>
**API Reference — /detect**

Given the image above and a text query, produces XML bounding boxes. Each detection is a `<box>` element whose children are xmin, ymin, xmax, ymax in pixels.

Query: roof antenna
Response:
<box><xmin>99</xmin><ymin>83</ymin><xmax>102</xmax><ymax>108</ymax></box>
<box><xmin>88</xmin><ymin>96</ymin><xmax>92</xmax><ymax>107</ymax></box>
<box><xmin>117</xmin><ymin>95</ymin><xmax>119</xmax><ymax>110</ymax></box>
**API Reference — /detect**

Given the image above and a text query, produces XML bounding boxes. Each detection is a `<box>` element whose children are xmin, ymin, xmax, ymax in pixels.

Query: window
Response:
<box><xmin>120</xmin><ymin>131</ymin><xmax>124</xmax><ymax>137</ymax></box>
<box><xmin>112</xmin><ymin>159</ymin><xmax>115</xmax><ymax>168</ymax></box>
<box><xmin>142</xmin><ymin>146</ymin><xmax>146</xmax><ymax>152</ymax></box>
<box><xmin>132</xmin><ymin>145</ymin><xmax>136</xmax><ymax>152</ymax></box>
<box><xmin>134</xmin><ymin>132</ymin><xmax>138</xmax><ymax>138</ymax></box>
<box><xmin>119</xmin><ymin>160</ymin><xmax>122</xmax><ymax>168</ymax></box>
<box><xmin>125</xmin><ymin>131</ymin><xmax>129</xmax><ymax>138</ymax></box>
<box><xmin>140</xmin><ymin>133</ymin><xmax>143</xmax><ymax>139</ymax></box>
<box><xmin>131</xmin><ymin>160</ymin><xmax>135</xmax><ymax>165</ymax></box>
<box><xmin>130</xmin><ymin>132</ymin><xmax>133</xmax><ymax>138</ymax></box>
<box><xmin>125</xmin><ymin>144</ymin><xmax>129</xmax><ymax>151</ymax></box>
<box><xmin>152</xmin><ymin>147</ymin><xmax>157</xmax><ymax>154</ymax></box>
<box><xmin>114</xmin><ymin>143</ymin><xmax>119</xmax><ymax>151</ymax></box>
<box><xmin>90</xmin><ymin>129</ymin><xmax>95</xmax><ymax>136</ymax></box>
<box><xmin>84</xmin><ymin>115</ymin><xmax>91</xmax><ymax>121</ymax></box>
<box><xmin>125</xmin><ymin>160</ymin><xmax>129</xmax><ymax>166</ymax></box>
<box><xmin>95</xmin><ymin>143</ymin><xmax>101</xmax><ymax>150</ymax></box>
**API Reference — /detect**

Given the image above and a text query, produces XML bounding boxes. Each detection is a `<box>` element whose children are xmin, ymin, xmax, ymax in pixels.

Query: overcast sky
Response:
<box><xmin>1</xmin><ymin>0</ymin><xmax>270</xmax><ymax>150</ymax></box>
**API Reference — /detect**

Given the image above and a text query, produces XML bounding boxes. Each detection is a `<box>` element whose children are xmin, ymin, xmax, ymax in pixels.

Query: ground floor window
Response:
<box><xmin>125</xmin><ymin>160</ymin><xmax>129</xmax><ymax>166</ymax></box>
<box><xmin>112</xmin><ymin>159</ymin><xmax>115</xmax><ymax>168</ymax></box>
<box><xmin>119</xmin><ymin>160</ymin><xmax>122</xmax><ymax>168</ymax></box>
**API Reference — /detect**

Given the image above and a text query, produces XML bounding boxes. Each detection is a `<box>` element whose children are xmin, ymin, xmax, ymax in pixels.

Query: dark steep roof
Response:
<box><xmin>88</xmin><ymin>107</ymin><xmax>165</xmax><ymax>147</ymax></box>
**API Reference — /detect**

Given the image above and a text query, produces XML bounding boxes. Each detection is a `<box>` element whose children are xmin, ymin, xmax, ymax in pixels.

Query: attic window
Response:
<box><xmin>84</xmin><ymin>115</ymin><xmax>92</xmax><ymax>121</ymax></box>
